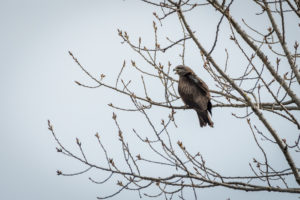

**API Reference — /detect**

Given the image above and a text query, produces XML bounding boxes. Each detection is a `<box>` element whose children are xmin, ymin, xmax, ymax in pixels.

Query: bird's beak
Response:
<box><xmin>173</xmin><ymin>68</ymin><xmax>178</xmax><ymax>74</ymax></box>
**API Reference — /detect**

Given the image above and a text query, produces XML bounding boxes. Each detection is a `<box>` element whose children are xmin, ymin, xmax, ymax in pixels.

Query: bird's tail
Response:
<box><xmin>196</xmin><ymin>110</ymin><xmax>214</xmax><ymax>128</ymax></box>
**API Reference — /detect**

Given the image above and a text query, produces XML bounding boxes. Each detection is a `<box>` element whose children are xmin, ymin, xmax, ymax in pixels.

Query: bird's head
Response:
<box><xmin>173</xmin><ymin>65</ymin><xmax>194</xmax><ymax>76</ymax></box>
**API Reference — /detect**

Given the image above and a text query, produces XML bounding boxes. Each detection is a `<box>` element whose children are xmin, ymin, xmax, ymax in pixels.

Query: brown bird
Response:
<box><xmin>173</xmin><ymin>65</ymin><xmax>214</xmax><ymax>127</ymax></box>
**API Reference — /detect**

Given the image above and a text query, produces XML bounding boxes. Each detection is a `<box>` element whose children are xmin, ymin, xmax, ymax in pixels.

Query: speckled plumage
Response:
<box><xmin>174</xmin><ymin>65</ymin><xmax>213</xmax><ymax>127</ymax></box>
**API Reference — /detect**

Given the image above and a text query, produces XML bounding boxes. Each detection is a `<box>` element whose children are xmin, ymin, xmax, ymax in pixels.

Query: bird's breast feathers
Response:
<box><xmin>178</xmin><ymin>77</ymin><xmax>200</xmax><ymax>101</ymax></box>
<box><xmin>178</xmin><ymin>76</ymin><xmax>209</xmax><ymax>110</ymax></box>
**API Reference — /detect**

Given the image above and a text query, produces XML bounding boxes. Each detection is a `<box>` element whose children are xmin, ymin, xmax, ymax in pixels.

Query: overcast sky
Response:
<box><xmin>0</xmin><ymin>1</ymin><xmax>299</xmax><ymax>200</ymax></box>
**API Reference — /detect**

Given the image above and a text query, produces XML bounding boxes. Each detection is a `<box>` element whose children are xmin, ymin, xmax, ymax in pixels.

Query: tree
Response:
<box><xmin>48</xmin><ymin>0</ymin><xmax>300</xmax><ymax>199</ymax></box>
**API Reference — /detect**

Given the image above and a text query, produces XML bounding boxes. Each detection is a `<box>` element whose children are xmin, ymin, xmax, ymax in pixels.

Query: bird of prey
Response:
<box><xmin>173</xmin><ymin>65</ymin><xmax>214</xmax><ymax>127</ymax></box>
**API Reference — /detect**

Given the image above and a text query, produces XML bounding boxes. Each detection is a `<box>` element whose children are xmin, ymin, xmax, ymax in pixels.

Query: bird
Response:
<box><xmin>173</xmin><ymin>65</ymin><xmax>214</xmax><ymax>127</ymax></box>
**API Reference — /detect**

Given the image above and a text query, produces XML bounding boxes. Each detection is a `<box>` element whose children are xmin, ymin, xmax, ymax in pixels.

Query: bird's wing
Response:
<box><xmin>187</xmin><ymin>74</ymin><xmax>210</xmax><ymax>97</ymax></box>
<box><xmin>187</xmin><ymin>73</ymin><xmax>212</xmax><ymax>113</ymax></box>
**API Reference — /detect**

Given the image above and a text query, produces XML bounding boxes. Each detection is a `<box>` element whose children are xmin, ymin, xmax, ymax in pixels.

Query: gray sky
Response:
<box><xmin>0</xmin><ymin>0</ymin><xmax>299</xmax><ymax>199</ymax></box>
